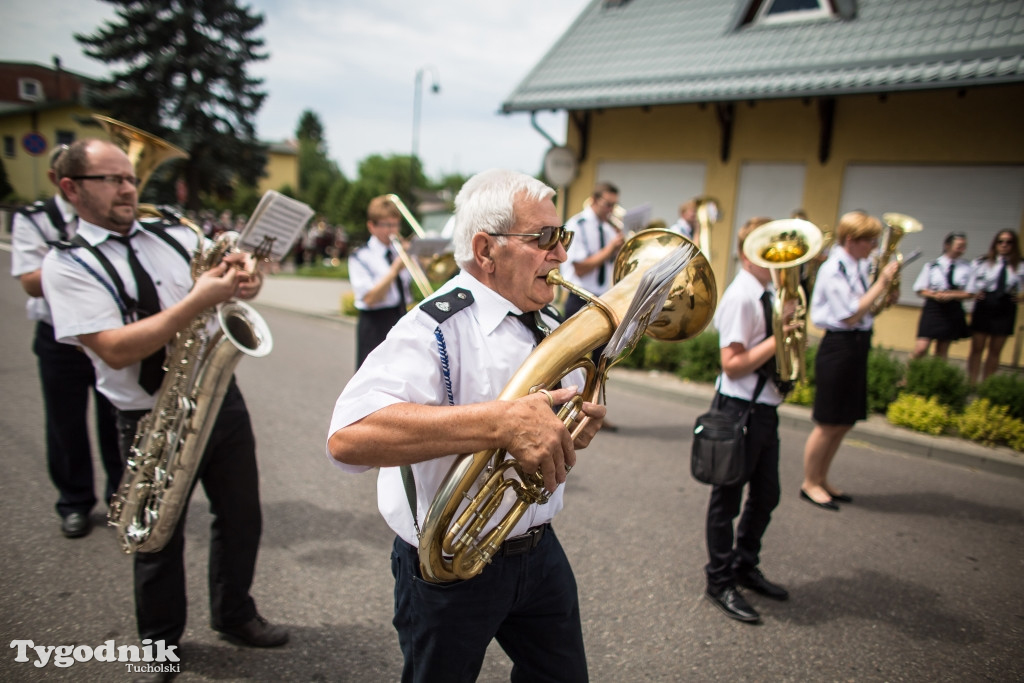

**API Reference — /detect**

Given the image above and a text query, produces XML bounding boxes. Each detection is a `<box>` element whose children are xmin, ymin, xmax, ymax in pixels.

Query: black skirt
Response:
<box><xmin>969</xmin><ymin>294</ymin><xmax>1017</xmax><ymax>336</ymax></box>
<box><xmin>813</xmin><ymin>330</ymin><xmax>872</xmax><ymax>426</ymax></box>
<box><xmin>917</xmin><ymin>299</ymin><xmax>969</xmax><ymax>340</ymax></box>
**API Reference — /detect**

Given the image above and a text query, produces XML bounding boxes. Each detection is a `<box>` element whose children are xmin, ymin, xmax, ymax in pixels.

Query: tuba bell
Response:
<box><xmin>102</xmin><ymin>116</ymin><xmax>275</xmax><ymax>554</ymax></box>
<box><xmin>417</xmin><ymin>229</ymin><xmax>716</xmax><ymax>583</ymax></box>
<box><xmin>868</xmin><ymin>212</ymin><xmax>923</xmax><ymax>315</ymax></box>
<box><xmin>742</xmin><ymin>218</ymin><xmax>824</xmax><ymax>385</ymax></box>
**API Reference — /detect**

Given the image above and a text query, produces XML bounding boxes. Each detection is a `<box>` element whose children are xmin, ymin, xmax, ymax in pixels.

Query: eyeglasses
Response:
<box><xmin>69</xmin><ymin>174</ymin><xmax>141</xmax><ymax>187</ymax></box>
<box><xmin>996</xmin><ymin>238</ymin><xmax>1014</xmax><ymax>245</ymax></box>
<box><xmin>485</xmin><ymin>225</ymin><xmax>574</xmax><ymax>251</ymax></box>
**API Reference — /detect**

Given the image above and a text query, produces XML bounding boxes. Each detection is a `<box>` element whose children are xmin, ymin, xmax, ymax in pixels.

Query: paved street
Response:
<box><xmin>1</xmin><ymin>250</ymin><xmax>1022</xmax><ymax>682</ymax></box>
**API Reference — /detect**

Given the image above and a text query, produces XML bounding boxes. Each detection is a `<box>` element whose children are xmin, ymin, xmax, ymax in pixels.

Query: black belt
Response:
<box><xmin>501</xmin><ymin>523</ymin><xmax>549</xmax><ymax>557</ymax></box>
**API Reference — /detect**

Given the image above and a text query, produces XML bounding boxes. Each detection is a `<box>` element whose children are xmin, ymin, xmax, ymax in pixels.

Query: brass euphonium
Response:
<box><xmin>418</xmin><ymin>229</ymin><xmax>717</xmax><ymax>582</ymax></box>
<box><xmin>869</xmin><ymin>212</ymin><xmax>923</xmax><ymax>315</ymax></box>
<box><xmin>742</xmin><ymin>219</ymin><xmax>824</xmax><ymax>385</ymax></box>
<box><xmin>101</xmin><ymin>116</ymin><xmax>275</xmax><ymax>554</ymax></box>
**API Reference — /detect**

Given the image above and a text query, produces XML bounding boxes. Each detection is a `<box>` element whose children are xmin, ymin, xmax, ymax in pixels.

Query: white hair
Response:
<box><xmin>451</xmin><ymin>169</ymin><xmax>555</xmax><ymax>268</ymax></box>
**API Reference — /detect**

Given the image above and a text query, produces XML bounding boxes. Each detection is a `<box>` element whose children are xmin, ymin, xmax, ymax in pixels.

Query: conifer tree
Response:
<box><xmin>76</xmin><ymin>0</ymin><xmax>268</xmax><ymax>210</ymax></box>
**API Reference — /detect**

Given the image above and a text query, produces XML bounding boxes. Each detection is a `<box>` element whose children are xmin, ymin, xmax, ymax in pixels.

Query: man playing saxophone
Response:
<box><xmin>41</xmin><ymin>139</ymin><xmax>287</xmax><ymax>682</ymax></box>
<box><xmin>327</xmin><ymin>169</ymin><xmax>605</xmax><ymax>683</ymax></box>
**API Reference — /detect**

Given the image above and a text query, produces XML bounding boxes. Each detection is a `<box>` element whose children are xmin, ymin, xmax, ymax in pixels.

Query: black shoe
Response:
<box><xmin>215</xmin><ymin>614</ymin><xmax>289</xmax><ymax>648</ymax></box>
<box><xmin>828</xmin><ymin>491</ymin><xmax>853</xmax><ymax>503</ymax></box>
<box><xmin>735</xmin><ymin>568</ymin><xmax>789</xmax><ymax>601</ymax></box>
<box><xmin>61</xmin><ymin>512</ymin><xmax>91</xmax><ymax>538</ymax></box>
<box><xmin>800</xmin><ymin>489</ymin><xmax>839</xmax><ymax>511</ymax></box>
<box><xmin>705</xmin><ymin>586</ymin><xmax>760</xmax><ymax>623</ymax></box>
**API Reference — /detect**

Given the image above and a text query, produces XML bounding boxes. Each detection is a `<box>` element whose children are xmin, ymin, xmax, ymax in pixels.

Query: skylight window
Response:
<box><xmin>753</xmin><ymin>0</ymin><xmax>835</xmax><ymax>25</ymax></box>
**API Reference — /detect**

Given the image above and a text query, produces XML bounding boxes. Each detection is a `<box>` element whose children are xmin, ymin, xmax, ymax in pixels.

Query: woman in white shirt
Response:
<box><xmin>966</xmin><ymin>230</ymin><xmax>1022</xmax><ymax>384</ymax></box>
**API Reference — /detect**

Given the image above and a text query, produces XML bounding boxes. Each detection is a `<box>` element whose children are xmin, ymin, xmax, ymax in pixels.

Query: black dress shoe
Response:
<box><xmin>705</xmin><ymin>586</ymin><xmax>760</xmax><ymax>623</ymax></box>
<box><xmin>800</xmin><ymin>489</ymin><xmax>839</xmax><ymax>511</ymax></box>
<box><xmin>829</xmin><ymin>491</ymin><xmax>853</xmax><ymax>503</ymax></box>
<box><xmin>735</xmin><ymin>568</ymin><xmax>789</xmax><ymax>601</ymax></box>
<box><xmin>61</xmin><ymin>512</ymin><xmax>91</xmax><ymax>538</ymax></box>
<box><xmin>215</xmin><ymin>614</ymin><xmax>289</xmax><ymax>647</ymax></box>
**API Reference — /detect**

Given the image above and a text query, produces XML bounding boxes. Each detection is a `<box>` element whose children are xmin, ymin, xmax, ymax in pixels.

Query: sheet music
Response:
<box><xmin>237</xmin><ymin>190</ymin><xmax>315</xmax><ymax>262</ymax></box>
<box><xmin>603</xmin><ymin>241</ymin><xmax>697</xmax><ymax>360</ymax></box>
<box><xmin>621</xmin><ymin>203</ymin><xmax>652</xmax><ymax>234</ymax></box>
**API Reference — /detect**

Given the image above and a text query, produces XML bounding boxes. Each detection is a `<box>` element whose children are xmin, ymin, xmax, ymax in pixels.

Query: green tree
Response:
<box><xmin>295</xmin><ymin>109</ymin><xmax>344</xmax><ymax>219</ymax></box>
<box><xmin>339</xmin><ymin>154</ymin><xmax>427</xmax><ymax>243</ymax></box>
<box><xmin>76</xmin><ymin>0</ymin><xmax>269</xmax><ymax>210</ymax></box>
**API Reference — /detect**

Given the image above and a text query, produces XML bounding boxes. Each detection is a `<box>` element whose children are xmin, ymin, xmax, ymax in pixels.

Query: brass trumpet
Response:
<box><xmin>386</xmin><ymin>193</ymin><xmax>458</xmax><ymax>295</ymax></box>
<box><xmin>869</xmin><ymin>212</ymin><xmax>923</xmax><ymax>314</ymax></box>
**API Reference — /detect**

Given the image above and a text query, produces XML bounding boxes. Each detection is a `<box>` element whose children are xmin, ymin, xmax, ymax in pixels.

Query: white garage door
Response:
<box><xmin>840</xmin><ymin>165</ymin><xmax>1024</xmax><ymax>306</ymax></box>
<box><xmin>729</xmin><ymin>162</ymin><xmax>808</xmax><ymax>281</ymax></box>
<box><xmin>596</xmin><ymin>161</ymin><xmax>706</xmax><ymax>230</ymax></box>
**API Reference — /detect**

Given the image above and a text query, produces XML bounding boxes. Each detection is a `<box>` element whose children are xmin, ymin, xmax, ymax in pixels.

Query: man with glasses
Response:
<box><xmin>41</xmin><ymin>139</ymin><xmax>287</xmax><ymax>682</ymax></box>
<box><xmin>327</xmin><ymin>169</ymin><xmax>604</xmax><ymax>683</ymax></box>
<box><xmin>11</xmin><ymin>143</ymin><xmax>121</xmax><ymax>540</ymax></box>
<box><xmin>348</xmin><ymin>195</ymin><xmax>414</xmax><ymax>367</ymax></box>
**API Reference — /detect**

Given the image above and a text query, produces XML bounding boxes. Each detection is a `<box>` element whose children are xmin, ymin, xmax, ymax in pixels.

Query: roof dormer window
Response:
<box><xmin>749</xmin><ymin>0</ymin><xmax>836</xmax><ymax>26</ymax></box>
<box><xmin>18</xmin><ymin>78</ymin><xmax>44</xmax><ymax>102</ymax></box>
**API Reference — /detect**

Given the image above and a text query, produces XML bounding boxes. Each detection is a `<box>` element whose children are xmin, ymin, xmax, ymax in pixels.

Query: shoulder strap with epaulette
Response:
<box><xmin>16</xmin><ymin>198</ymin><xmax>68</xmax><ymax>242</ymax></box>
<box><xmin>419</xmin><ymin>287</ymin><xmax>474</xmax><ymax>323</ymax></box>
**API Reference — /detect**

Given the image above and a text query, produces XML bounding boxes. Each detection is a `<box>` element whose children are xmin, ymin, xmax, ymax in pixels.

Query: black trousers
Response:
<box><xmin>705</xmin><ymin>396</ymin><xmax>781</xmax><ymax>593</ymax></box>
<box><xmin>34</xmin><ymin>321</ymin><xmax>121</xmax><ymax>518</ymax></box>
<box><xmin>117</xmin><ymin>381</ymin><xmax>262</xmax><ymax>645</ymax></box>
<box><xmin>356</xmin><ymin>305</ymin><xmax>404</xmax><ymax>368</ymax></box>
<box><xmin>391</xmin><ymin>528</ymin><xmax>588</xmax><ymax>683</ymax></box>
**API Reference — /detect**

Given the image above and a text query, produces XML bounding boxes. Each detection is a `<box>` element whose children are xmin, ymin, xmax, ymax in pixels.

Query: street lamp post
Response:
<box><xmin>411</xmin><ymin>65</ymin><xmax>440</xmax><ymax>188</ymax></box>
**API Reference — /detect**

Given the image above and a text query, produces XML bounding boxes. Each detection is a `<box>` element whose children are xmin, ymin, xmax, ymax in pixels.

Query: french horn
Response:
<box><xmin>417</xmin><ymin>229</ymin><xmax>716</xmax><ymax>583</ymax></box>
<box><xmin>742</xmin><ymin>218</ymin><xmax>824</xmax><ymax>384</ymax></box>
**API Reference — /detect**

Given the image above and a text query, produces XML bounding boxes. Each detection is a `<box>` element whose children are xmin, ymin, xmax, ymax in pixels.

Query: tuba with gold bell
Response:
<box><xmin>868</xmin><ymin>212</ymin><xmax>923</xmax><ymax>315</ymax></box>
<box><xmin>417</xmin><ymin>229</ymin><xmax>716</xmax><ymax>582</ymax></box>
<box><xmin>742</xmin><ymin>218</ymin><xmax>824</xmax><ymax>385</ymax></box>
<box><xmin>101</xmin><ymin>115</ymin><xmax>275</xmax><ymax>554</ymax></box>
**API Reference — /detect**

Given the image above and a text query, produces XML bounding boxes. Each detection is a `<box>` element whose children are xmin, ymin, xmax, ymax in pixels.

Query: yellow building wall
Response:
<box><xmin>1</xmin><ymin>105</ymin><xmax>99</xmax><ymax>200</ymax></box>
<box><xmin>258</xmin><ymin>148</ymin><xmax>298</xmax><ymax>194</ymax></box>
<box><xmin>563</xmin><ymin>84</ymin><xmax>1024</xmax><ymax>364</ymax></box>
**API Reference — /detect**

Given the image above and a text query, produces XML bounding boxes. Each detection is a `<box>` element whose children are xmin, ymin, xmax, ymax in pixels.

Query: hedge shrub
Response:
<box><xmin>905</xmin><ymin>356</ymin><xmax>969</xmax><ymax>412</ymax></box>
<box><xmin>956</xmin><ymin>399</ymin><xmax>1024</xmax><ymax>451</ymax></box>
<box><xmin>867</xmin><ymin>347</ymin><xmax>905</xmax><ymax>414</ymax></box>
<box><xmin>976</xmin><ymin>374</ymin><xmax>1024</xmax><ymax>420</ymax></box>
<box><xmin>886</xmin><ymin>394</ymin><xmax>952</xmax><ymax>435</ymax></box>
<box><xmin>675</xmin><ymin>330</ymin><xmax>721</xmax><ymax>383</ymax></box>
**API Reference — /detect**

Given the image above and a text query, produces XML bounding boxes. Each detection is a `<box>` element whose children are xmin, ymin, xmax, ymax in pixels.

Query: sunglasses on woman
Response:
<box><xmin>485</xmin><ymin>225</ymin><xmax>574</xmax><ymax>251</ymax></box>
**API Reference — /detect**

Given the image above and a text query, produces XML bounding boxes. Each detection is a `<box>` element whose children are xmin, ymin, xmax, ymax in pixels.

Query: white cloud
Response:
<box><xmin>0</xmin><ymin>0</ymin><xmax>589</xmax><ymax>178</ymax></box>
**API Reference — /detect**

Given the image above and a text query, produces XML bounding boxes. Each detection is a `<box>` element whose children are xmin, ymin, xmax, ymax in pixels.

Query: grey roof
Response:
<box><xmin>502</xmin><ymin>0</ymin><xmax>1024</xmax><ymax>112</ymax></box>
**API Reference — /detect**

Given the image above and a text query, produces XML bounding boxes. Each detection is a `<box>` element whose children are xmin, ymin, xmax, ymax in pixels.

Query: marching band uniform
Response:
<box><xmin>667</xmin><ymin>216</ymin><xmax>695</xmax><ymax>240</ymax></box>
<box><xmin>809</xmin><ymin>245</ymin><xmax>874</xmax><ymax>425</ymax></box>
<box><xmin>348</xmin><ymin>237</ymin><xmax>413</xmax><ymax>367</ymax></box>
<box><xmin>11</xmin><ymin>195</ymin><xmax>120</xmax><ymax>535</ymax></box>
<box><xmin>328</xmin><ymin>269</ymin><xmax>587</xmax><ymax>683</ymax></box>
<box><xmin>705</xmin><ymin>266</ymin><xmax>787</xmax><ymax>623</ymax></box>
<box><xmin>912</xmin><ymin>253</ymin><xmax>972</xmax><ymax>341</ymax></box>
<box><xmin>561</xmin><ymin>204</ymin><xmax>619</xmax><ymax>316</ymax></box>
<box><xmin>42</xmin><ymin>217</ymin><xmax>282</xmax><ymax>653</ymax></box>
<box><xmin>968</xmin><ymin>254</ymin><xmax>1023</xmax><ymax>336</ymax></box>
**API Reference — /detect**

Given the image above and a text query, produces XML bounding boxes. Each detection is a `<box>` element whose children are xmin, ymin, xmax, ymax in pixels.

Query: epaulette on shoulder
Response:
<box><xmin>138</xmin><ymin>211</ymin><xmax>180</xmax><ymax>230</ymax></box>
<box><xmin>575</xmin><ymin>214</ymin><xmax>586</xmax><ymax>225</ymax></box>
<box><xmin>17</xmin><ymin>200</ymin><xmax>47</xmax><ymax>215</ymax></box>
<box><xmin>47</xmin><ymin>239</ymin><xmax>78</xmax><ymax>251</ymax></box>
<box><xmin>420</xmin><ymin>287</ymin><xmax>473</xmax><ymax>323</ymax></box>
<box><xmin>541</xmin><ymin>303</ymin><xmax>564</xmax><ymax>324</ymax></box>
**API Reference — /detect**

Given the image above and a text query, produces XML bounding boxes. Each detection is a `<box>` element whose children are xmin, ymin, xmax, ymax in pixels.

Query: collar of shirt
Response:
<box><xmin>74</xmin><ymin>218</ymin><xmax>143</xmax><ymax>246</ymax></box>
<box><xmin>54</xmin><ymin>194</ymin><xmax>77</xmax><ymax>224</ymax></box>
<box><xmin>442</xmin><ymin>270</ymin><xmax>526</xmax><ymax>336</ymax></box>
<box><xmin>835</xmin><ymin>245</ymin><xmax>867</xmax><ymax>285</ymax></box>
<box><xmin>366</xmin><ymin>236</ymin><xmax>391</xmax><ymax>257</ymax></box>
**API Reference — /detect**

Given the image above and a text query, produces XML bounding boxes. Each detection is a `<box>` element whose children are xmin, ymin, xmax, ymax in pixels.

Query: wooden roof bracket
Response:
<box><xmin>715</xmin><ymin>102</ymin><xmax>735</xmax><ymax>163</ymax></box>
<box><xmin>569</xmin><ymin>110</ymin><xmax>591</xmax><ymax>164</ymax></box>
<box><xmin>818</xmin><ymin>97</ymin><xmax>835</xmax><ymax>164</ymax></box>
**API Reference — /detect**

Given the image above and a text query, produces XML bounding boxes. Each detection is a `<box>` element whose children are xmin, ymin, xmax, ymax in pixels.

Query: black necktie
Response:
<box><xmin>111</xmin><ymin>233</ymin><xmax>165</xmax><ymax>395</ymax></box>
<box><xmin>760</xmin><ymin>289</ymin><xmax>781</xmax><ymax>380</ymax></box>
<box><xmin>597</xmin><ymin>222</ymin><xmax>607</xmax><ymax>287</ymax></box>
<box><xmin>946</xmin><ymin>261</ymin><xmax>956</xmax><ymax>289</ymax></box>
<box><xmin>509</xmin><ymin>311</ymin><xmax>546</xmax><ymax>346</ymax></box>
<box><xmin>994</xmin><ymin>260</ymin><xmax>1007</xmax><ymax>295</ymax></box>
<box><xmin>386</xmin><ymin>249</ymin><xmax>406</xmax><ymax>308</ymax></box>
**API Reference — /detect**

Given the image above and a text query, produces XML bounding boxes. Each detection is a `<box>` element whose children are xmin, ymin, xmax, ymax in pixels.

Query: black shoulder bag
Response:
<box><xmin>690</xmin><ymin>374</ymin><xmax>767</xmax><ymax>487</ymax></box>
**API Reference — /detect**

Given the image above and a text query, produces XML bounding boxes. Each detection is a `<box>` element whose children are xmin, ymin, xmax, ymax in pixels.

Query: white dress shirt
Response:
<box><xmin>912</xmin><ymin>254</ymin><xmax>972</xmax><ymax>293</ymax></box>
<box><xmin>41</xmin><ymin>219</ymin><xmax>203</xmax><ymax>411</ymax></box>
<box><xmin>10</xmin><ymin>194</ymin><xmax>76</xmax><ymax>324</ymax></box>
<box><xmin>810</xmin><ymin>245</ymin><xmax>875</xmax><ymax>332</ymax></box>
<box><xmin>666</xmin><ymin>217</ymin><xmax>694</xmax><ymax>240</ymax></box>
<box><xmin>713</xmin><ymin>268</ymin><xmax>783</xmax><ymax>406</ymax></box>
<box><xmin>348</xmin><ymin>237</ymin><xmax>413</xmax><ymax>310</ymax></box>
<box><xmin>561</xmin><ymin>206</ymin><xmax>618</xmax><ymax>296</ymax></box>
<box><xmin>968</xmin><ymin>256</ymin><xmax>1023</xmax><ymax>295</ymax></box>
<box><xmin>328</xmin><ymin>270</ymin><xmax>580</xmax><ymax>547</ymax></box>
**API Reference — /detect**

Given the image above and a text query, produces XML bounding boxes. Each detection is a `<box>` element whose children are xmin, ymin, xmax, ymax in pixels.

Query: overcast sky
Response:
<box><xmin>0</xmin><ymin>0</ymin><xmax>592</xmax><ymax>179</ymax></box>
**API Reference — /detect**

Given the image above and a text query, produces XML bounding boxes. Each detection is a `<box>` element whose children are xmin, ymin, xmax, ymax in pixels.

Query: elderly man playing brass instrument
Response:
<box><xmin>327</xmin><ymin>169</ymin><xmax>604</xmax><ymax>683</ymax></box>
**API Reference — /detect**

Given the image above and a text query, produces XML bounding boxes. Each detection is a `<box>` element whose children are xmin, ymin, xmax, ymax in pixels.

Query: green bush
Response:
<box><xmin>614</xmin><ymin>335</ymin><xmax>648</xmax><ymax>369</ymax></box>
<box><xmin>340</xmin><ymin>291</ymin><xmax>357</xmax><ymax>316</ymax></box>
<box><xmin>674</xmin><ymin>330</ymin><xmax>721</xmax><ymax>383</ymax></box>
<box><xmin>867</xmin><ymin>347</ymin><xmax>905</xmax><ymax>414</ymax></box>
<box><xmin>905</xmin><ymin>356</ymin><xmax>968</xmax><ymax>412</ymax></box>
<box><xmin>886</xmin><ymin>394</ymin><xmax>952</xmax><ymax>435</ymax></box>
<box><xmin>976</xmin><ymin>374</ymin><xmax>1024</xmax><ymax>420</ymax></box>
<box><xmin>956</xmin><ymin>399</ymin><xmax>1024</xmax><ymax>451</ymax></box>
<box><xmin>643</xmin><ymin>339</ymin><xmax>687</xmax><ymax>371</ymax></box>
<box><xmin>785</xmin><ymin>381</ymin><xmax>815</xmax><ymax>406</ymax></box>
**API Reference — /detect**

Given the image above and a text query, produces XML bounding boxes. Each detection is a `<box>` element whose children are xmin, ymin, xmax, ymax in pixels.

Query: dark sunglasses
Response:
<box><xmin>485</xmin><ymin>225</ymin><xmax>574</xmax><ymax>251</ymax></box>
<box><xmin>996</xmin><ymin>238</ymin><xmax>1014</xmax><ymax>244</ymax></box>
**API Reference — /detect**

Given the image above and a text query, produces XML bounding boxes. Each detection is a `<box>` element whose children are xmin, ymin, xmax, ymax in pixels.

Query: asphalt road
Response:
<box><xmin>1</xmin><ymin>248</ymin><xmax>1022</xmax><ymax>682</ymax></box>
